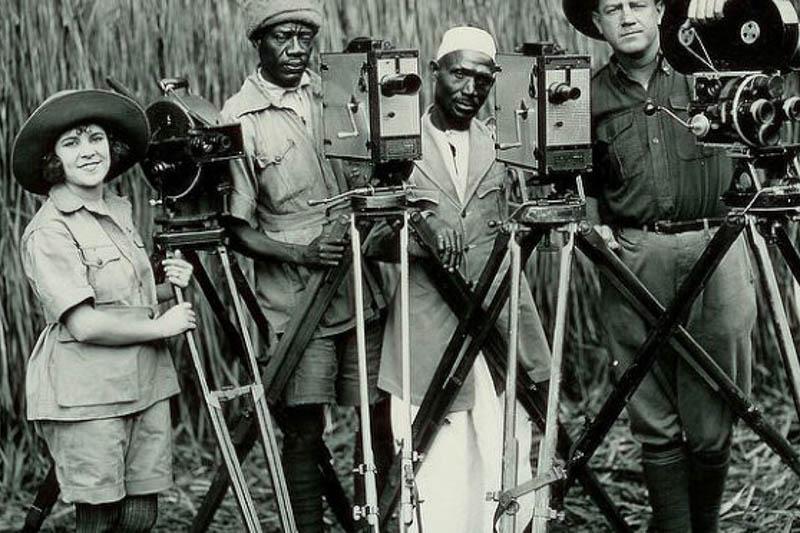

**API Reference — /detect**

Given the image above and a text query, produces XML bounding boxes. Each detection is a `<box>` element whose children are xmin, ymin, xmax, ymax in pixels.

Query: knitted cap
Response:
<box><xmin>243</xmin><ymin>0</ymin><xmax>323</xmax><ymax>39</ymax></box>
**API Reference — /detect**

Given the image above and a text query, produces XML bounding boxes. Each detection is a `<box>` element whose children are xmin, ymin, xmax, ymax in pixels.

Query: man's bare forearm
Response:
<box><xmin>226</xmin><ymin>220</ymin><xmax>303</xmax><ymax>264</ymax></box>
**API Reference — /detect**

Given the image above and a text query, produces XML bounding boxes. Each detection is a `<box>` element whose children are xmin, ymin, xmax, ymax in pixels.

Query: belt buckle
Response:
<box><xmin>653</xmin><ymin>220</ymin><xmax>670</xmax><ymax>233</ymax></box>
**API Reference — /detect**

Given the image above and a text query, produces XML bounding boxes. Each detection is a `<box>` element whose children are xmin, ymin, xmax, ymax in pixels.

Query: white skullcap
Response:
<box><xmin>436</xmin><ymin>26</ymin><xmax>497</xmax><ymax>62</ymax></box>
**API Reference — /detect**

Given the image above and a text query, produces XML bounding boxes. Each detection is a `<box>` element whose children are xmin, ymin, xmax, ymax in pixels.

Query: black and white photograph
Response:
<box><xmin>1</xmin><ymin>0</ymin><xmax>800</xmax><ymax>531</ymax></box>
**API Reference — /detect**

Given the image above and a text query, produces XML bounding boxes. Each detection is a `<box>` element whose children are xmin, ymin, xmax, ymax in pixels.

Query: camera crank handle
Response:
<box><xmin>337</xmin><ymin>98</ymin><xmax>361</xmax><ymax>139</ymax></box>
<box><xmin>643</xmin><ymin>100</ymin><xmax>710</xmax><ymax>138</ymax></box>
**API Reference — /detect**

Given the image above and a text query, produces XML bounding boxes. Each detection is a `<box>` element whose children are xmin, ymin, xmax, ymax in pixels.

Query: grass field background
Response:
<box><xmin>0</xmin><ymin>1</ymin><xmax>798</xmax><ymax>530</ymax></box>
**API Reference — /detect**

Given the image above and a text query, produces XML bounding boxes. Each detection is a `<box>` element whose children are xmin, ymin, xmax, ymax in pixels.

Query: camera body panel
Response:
<box><xmin>495</xmin><ymin>43</ymin><xmax>592</xmax><ymax>182</ymax></box>
<box><xmin>321</xmin><ymin>40</ymin><xmax>422</xmax><ymax>164</ymax></box>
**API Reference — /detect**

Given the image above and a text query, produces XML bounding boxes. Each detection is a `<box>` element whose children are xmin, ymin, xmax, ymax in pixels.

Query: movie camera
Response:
<box><xmin>495</xmin><ymin>42</ymin><xmax>592</xmax><ymax>181</ymax></box>
<box><xmin>494</xmin><ymin>42</ymin><xmax>592</xmax><ymax>224</ymax></box>
<box><xmin>321</xmin><ymin>38</ymin><xmax>422</xmax><ymax>174</ymax></box>
<box><xmin>141</xmin><ymin>78</ymin><xmax>244</xmax><ymax>239</ymax></box>
<box><xmin>658</xmin><ymin>0</ymin><xmax>800</xmax><ymax>209</ymax></box>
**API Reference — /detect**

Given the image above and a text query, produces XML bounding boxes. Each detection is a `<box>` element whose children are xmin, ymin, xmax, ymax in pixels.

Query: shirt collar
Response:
<box><xmin>257</xmin><ymin>70</ymin><xmax>311</xmax><ymax>94</ymax></box>
<box><xmin>49</xmin><ymin>183</ymin><xmax>122</xmax><ymax>217</ymax></box>
<box><xmin>609</xmin><ymin>52</ymin><xmax>672</xmax><ymax>82</ymax></box>
<box><xmin>230</xmin><ymin>69</ymin><xmax>321</xmax><ymax>117</ymax></box>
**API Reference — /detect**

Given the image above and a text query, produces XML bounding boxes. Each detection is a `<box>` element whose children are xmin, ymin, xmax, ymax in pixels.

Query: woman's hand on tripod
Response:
<box><xmin>426</xmin><ymin>214</ymin><xmax>463</xmax><ymax>272</ymax></box>
<box><xmin>300</xmin><ymin>235</ymin><xmax>347</xmax><ymax>267</ymax></box>
<box><xmin>162</xmin><ymin>250</ymin><xmax>194</xmax><ymax>289</ymax></box>
<box><xmin>157</xmin><ymin>302</ymin><xmax>197</xmax><ymax>338</ymax></box>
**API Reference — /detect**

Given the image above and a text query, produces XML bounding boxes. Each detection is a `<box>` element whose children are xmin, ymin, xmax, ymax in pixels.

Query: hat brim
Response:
<box><xmin>12</xmin><ymin>90</ymin><xmax>149</xmax><ymax>195</ymax></box>
<box><xmin>563</xmin><ymin>0</ymin><xmax>605</xmax><ymax>41</ymax></box>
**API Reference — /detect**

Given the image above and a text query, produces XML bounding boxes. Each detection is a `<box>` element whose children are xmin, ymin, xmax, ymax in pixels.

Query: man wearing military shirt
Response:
<box><xmin>221</xmin><ymin>1</ymin><xmax>392</xmax><ymax>531</ymax></box>
<box><xmin>564</xmin><ymin>0</ymin><xmax>755</xmax><ymax>531</ymax></box>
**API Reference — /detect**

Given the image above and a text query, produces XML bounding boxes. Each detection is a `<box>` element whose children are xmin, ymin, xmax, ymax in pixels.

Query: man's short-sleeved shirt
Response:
<box><xmin>21</xmin><ymin>184</ymin><xmax>179</xmax><ymax>421</ymax></box>
<box><xmin>589</xmin><ymin>55</ymin><xmax>733</xmax><ymax>226</ymax></box>
<box><xmin>221</xmin><ymin>70</ymin><xmax>381</xmax><ymax>336</ymax></box>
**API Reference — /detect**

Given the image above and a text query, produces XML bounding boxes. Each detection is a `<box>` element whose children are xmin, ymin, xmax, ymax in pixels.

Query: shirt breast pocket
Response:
<box><xmin>79</xmin><ymin>245</ymin><xmax>130</xmax><ymax>304</ymax></box>
<box><xmin>601</xmin><ymin>112</ymin><xmax>647</xmax><ymax>184</ymax></box>
<box><xmin>254</xmin><ymin>139</ymin><xmax>311</xmax><ymax>208</ymax></box>
<box><xmin>473</xmin><ymin>177</ymin><xmax>505</xmax><ymax>228</ymax></box>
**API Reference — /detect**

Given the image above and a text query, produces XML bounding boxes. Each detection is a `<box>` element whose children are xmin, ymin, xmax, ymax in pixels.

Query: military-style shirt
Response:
<box><xmin>589</xmin><ymin>55</ymin><xmax>733</xmax><ymax>226</ymax></box>
<box><xmin>22</xmin><ymin>184</ymin><xmax>179</xmax><ymax>421</ymax></box>
<box><xmin>222</xmin><ymin>69</ymin><xmax>382</xmax><ymax>337</ymax></box>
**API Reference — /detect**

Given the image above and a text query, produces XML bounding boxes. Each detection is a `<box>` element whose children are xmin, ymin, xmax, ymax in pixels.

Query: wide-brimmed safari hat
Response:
<box><xmin>563</xmin><ymin>0</ymin><xmax>605</xmax><ymax>41</ymax></box>
<box><xmin>12</xmin><ymin>89</ymin><xmax>149</xmax><ymax>195</ymax></box>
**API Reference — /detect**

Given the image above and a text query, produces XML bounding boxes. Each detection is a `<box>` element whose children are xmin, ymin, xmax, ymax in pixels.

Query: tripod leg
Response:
<box><xmin>774</xmin><ymin>224</ymin><xmax>800</xmax><ymax>285</ymax></box>
<box><xmin>575</xmin><ymin>227</ymin><xmax>800</xmax><ymax>477</ymax></box>
<box><xmin>746</xmin><ymin>218</ymin><xmax>800</xmax><ymax>420</ymax></box>
<box><xmin>20</xmin><ymin>463</ymin><xmax>59</xmax><ymax>533</ymax></box>
<box><xmin>350</xmin><ymin>215</ymin><xmax>381</xmax><ymax>532</ymax></box>
<box><xmin>392</xmin><ymin>230</ymin><xmax>543</xmax><ymax>526</ymax></box>
<box><xmin>190</xmin><ymin>250</ymin><xmax>354</xmax><ymax>532</ymax></box>
<box><xmin>397</xmin><ymin>211</ymin><xmax>419</xmax><ymax>532</ymax></box>
<box><xmin>190</xmin><ymin>412</ymin><xmax>258</xmax><ymax>533</ymax></box>
<box><xmin>496</xmin><ymin>228</ymin><xmax>523</xmax><ymax>533</ymax></box>
<box><xmin>565</xmin><ymin>216</ymin><xmax>745</xmax><ymax>487</ymax></box>
<box><xmin>408</xmin><ymin>214</ymin><xmax>632</xmax><ymax>533</ymax></box>
<box><xmin>217</xmin><ymin>247</ymin><xmax>297</xmax><ymax>532</ymax></box>
<box><xmin>531</xmin><ymin>225</ymin><xmax>575</xmax><ymax>532</ymax></box>
<box><xmin>174</xmin><ymin>285</ymin><xmax>263</xmax><ymax>533</ymax></box>
<box><xmin>183</xmin><ymin>249</ymin><xmax>249</xmax><ymax>370</ymax></box>
<box><xmin>227</xmin><ymin>253</ymin><xmax>273</xmax><ymax>350</ymax></box>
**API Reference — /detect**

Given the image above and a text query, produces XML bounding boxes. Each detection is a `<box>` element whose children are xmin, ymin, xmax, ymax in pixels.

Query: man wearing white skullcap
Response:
<box><xmin>221</xmin><ymin>3</ymin><xmax>394</xmax><ymax>532</ymax></box>
<box><xmin>378</xmin><ymin>25</ymin><xmax>551</xmax><ymax>533</ymax></box>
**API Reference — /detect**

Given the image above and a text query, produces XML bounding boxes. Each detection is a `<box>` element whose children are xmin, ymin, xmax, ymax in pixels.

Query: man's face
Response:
<box><xmin>593</xmin><ymin>0</ymin><xmax>664</xmax><ymax>57</ymax></box>
<box><xmin>433</xmin><ymin>50</ymin><xmax>495</xmax><ymax>124</ymax></box>
<box><xmin>256</xmin><ymin>21</ymin><xmax>316</xmax><ymax>87</ymax></box>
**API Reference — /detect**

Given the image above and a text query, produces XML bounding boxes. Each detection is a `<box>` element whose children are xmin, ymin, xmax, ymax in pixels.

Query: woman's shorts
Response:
<box><xmin>38</xmin><ymin>398</ymin><xmax>173</xmax><ymax>504</ymax></box>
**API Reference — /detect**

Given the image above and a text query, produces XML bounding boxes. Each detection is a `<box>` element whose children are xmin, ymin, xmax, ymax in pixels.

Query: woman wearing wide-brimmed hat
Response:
<box><xmin>13</xmin><ymin>89</ymin><xmax>196</xmax><ymax>532</ymax></box>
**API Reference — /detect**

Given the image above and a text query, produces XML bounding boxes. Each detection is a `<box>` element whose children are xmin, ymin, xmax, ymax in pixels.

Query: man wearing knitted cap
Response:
<box><xmin>378</xmin><ymin>26</ymin><xmax>551</xmax><ymax>533</ymax></box>
<box><xmin>221</xmin><ymin>2</ymin><xmax>393</xmax><ymax>531</ymax></box>
<box><xmin>562</xmin><ymin>0</ymin><xmax>753</xmax><ymax>531</ymax></box>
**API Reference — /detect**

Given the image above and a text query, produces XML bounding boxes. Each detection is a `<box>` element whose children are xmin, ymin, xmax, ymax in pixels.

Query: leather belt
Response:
<box><xmin>627</xmin><ymin>217</ymin><xmax>725</xmax><ymax>234</ymax></box>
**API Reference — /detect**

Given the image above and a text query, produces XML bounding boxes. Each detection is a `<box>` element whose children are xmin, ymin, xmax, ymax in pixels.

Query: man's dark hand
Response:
<box><xmin>425</xmin><ymin>214</ymin><xmax>463</xmax><ymax>272</ymax></box>
<box><xmin>300</xmin><ymin>234</ymin><xmax>347</xmax><ymax>267</ymax></box>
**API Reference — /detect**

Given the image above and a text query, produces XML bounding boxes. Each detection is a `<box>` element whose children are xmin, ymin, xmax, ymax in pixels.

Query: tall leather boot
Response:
<box><xmin>282</xmin><ymin>405</ymin><xmax>325</xmax><ymax>533</ymax></box>
<box><xmin>641</xmin><ymin>443</ymin><xmax>691</xmax><ymax>533</ymax></box>
<box><xmin>688</xmin><ymin>447</ymin><xmax>730</xmax><ymax>533</ymax></box>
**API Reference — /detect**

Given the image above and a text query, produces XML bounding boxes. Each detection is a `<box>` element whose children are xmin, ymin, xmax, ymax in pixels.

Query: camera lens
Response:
<box><xmin>380</xmin><ymin>73</ymin><xmax>422</xmax><ymax>97</ymax></box>
<box><xmin>749</xmin><ymin>98</ymin><xmax>775</xmax><ymax>124</ymax></box>
<box><xmin>758</xmin><ymin>122</ymin><xmax>781</xmax><ymax>146</ymax></box>
<box><xmin>783</xmin><ymin>97</ymin><xmax>800</xmax><ymax>120</ymax></box>
<box><xmin>548</xmin><ymin>83</ymin><xmax>581</xmax><ymax>105</ymax></box>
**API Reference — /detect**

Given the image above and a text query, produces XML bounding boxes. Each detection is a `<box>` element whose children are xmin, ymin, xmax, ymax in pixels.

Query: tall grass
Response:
<box><xmin>0</xmin><ymin>0</ymin><xmax>793</xmax><ymax>498</ymax></box>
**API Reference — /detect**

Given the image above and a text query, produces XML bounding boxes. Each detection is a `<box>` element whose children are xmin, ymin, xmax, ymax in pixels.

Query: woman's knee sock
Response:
<box><xmin>117</xmin><ymin>494</ymin><xmax>158</xmax><ymax>532</ymax></box>
<box><xmin>75</xmin><ymin>502</ymin><xmax>120</xmax><ymax>533</ymax></box>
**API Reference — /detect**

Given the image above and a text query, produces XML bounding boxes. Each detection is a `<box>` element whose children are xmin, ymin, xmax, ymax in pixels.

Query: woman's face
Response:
<box><xmin>54</xmin><ymin>123</ymin><xmax>110</xmax><ymax>193</ymax></box>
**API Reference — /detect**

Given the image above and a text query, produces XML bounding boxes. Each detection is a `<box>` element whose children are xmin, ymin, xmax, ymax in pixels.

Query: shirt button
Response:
<box><xmin>274</xmin><ymin>155</ymin><xmax>282</xmax><ymax>162</ymax></box>
<box><xmin>652</xmin><ymin>138</ymin><xmax>660</xmax><ymax>144</ymax></box>
<box><xmin>461</xmin><ymin>211</ymin><xmax>467</xmax><ymax>218</ymax></box>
